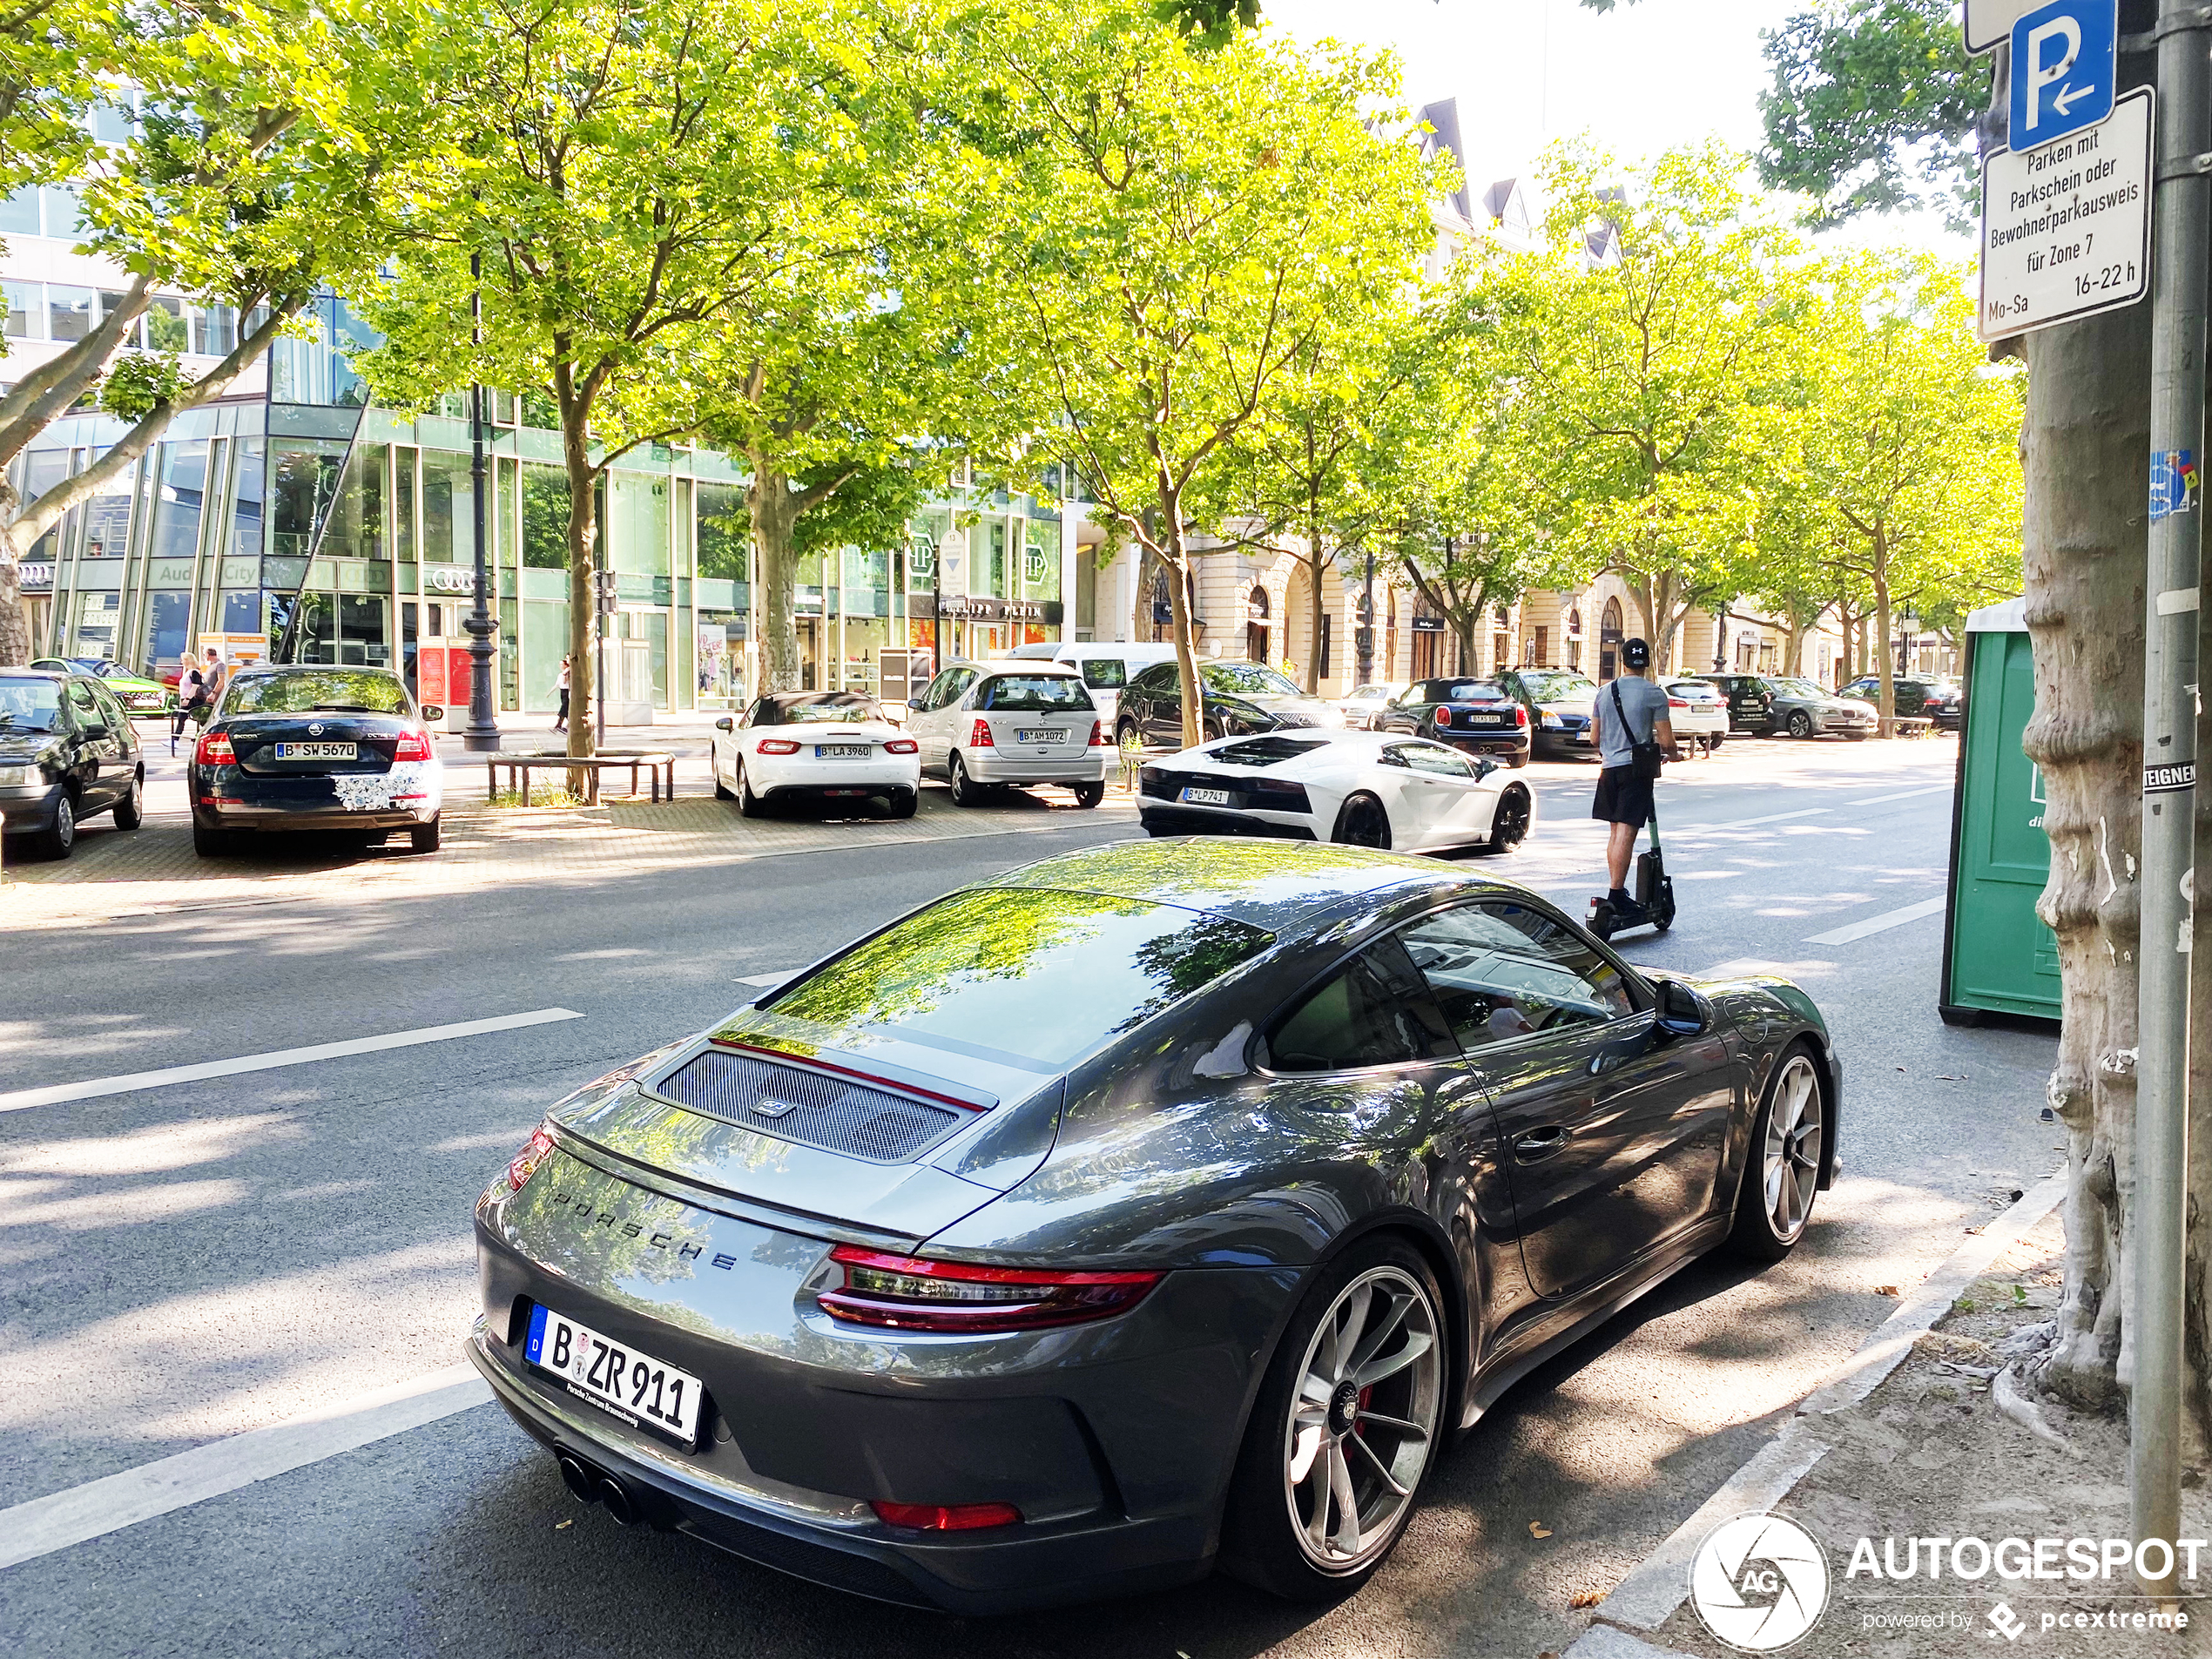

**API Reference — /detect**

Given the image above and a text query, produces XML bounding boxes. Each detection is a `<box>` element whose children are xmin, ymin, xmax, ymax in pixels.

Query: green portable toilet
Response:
<box><xmin>1939</xmin><ymin>597</ymin><xmax>2061</xmax><ymax>1025</ymax></box>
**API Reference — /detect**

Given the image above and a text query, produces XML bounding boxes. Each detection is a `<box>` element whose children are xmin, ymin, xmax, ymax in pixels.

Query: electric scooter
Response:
<box><xmin>1587</xmin><ymin>806</ymin><xmax>1676</xmax><ymax>942</ymax></box>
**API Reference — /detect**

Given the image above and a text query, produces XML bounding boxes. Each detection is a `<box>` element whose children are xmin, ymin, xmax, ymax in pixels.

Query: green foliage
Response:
<box><xmin>1758</xmin><ymin>0</ymin><xmax>1988</xmax><ymax>232</ymax></box>
<box><xmin>98</xmin><ymin>353</ymin><xmax>186</xmax><ymax>422</ymax></box>
<box><xmin>1150</xmin><ymin>0</ymin><xmax>1258</xmax><ymax>49</ymax></box>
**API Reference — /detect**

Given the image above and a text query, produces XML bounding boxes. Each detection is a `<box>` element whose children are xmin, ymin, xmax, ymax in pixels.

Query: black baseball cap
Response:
<box><xmin>1622</xmin><ymin>637</ymin><xmax>1651</xmax><ymax>668</ymax></box>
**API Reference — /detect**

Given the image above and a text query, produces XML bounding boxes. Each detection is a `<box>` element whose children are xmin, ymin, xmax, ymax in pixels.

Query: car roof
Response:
<box><xmin>989</xmin><ymin>834</ymin><xmax>1500</xmax><ymax>934</ymax></box>
<box><xmin>966</xmin><ymin>659</ymin><xmax>1082</xmax><ymax>678</ymax></box>
<box><xmin>761</xmin><ymin>690</ymin><xmax>874</xmax><ymax>705</ymax></box>
<box><xmin>1</xmin><ymin>666</ymin><xmax>66</xmax><ymax>681</ymax></box>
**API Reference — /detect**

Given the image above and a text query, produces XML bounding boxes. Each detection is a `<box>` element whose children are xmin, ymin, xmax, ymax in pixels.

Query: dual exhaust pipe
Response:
<box><xmin>556</xmin><ymin>1451</ymin><xmax>649</xmax><ymax>1527</ymax></box>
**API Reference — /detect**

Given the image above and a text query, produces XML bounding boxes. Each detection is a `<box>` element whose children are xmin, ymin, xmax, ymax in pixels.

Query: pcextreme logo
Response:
<box><xmin>1689</xmin><ymin>1513</ymin><xmax>1832</xmax><ymax>1652</ymax></box>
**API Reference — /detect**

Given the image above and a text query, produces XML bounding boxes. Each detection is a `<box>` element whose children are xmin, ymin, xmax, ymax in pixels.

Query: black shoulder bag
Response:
<box><xmin>1611</xmin><ymin>678</ymin><xmax>1664</xmax><ymax>781</ymax></box>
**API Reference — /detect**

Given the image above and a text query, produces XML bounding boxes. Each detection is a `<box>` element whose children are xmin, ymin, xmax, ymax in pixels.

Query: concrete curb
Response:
<box><xmin>1588</xmin><ymin>1167</ymin><xmax>2069</xmax><ymax>1646</ymax></box>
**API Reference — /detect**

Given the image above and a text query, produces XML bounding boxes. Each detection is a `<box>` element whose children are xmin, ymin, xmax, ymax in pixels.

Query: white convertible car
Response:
<box><xmin>1136</xmin><ymin>730</ymin><xmax>1535</xmax><ymax>854</ymax></box>
<box><xmin>709</xmin><ymin>691</ymin><xmax>921</xmax><ymax>817</ymax></box>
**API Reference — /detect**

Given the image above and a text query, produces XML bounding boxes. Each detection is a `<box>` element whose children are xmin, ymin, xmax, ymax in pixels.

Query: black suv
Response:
<box><xmin>1839</xmin><ymin>674</ymin><xmax>1960</xmax><ymax>728</ymax></box>
<box><xmin>1114</xmin><ymin>659</ymin><xmax>1342</xmax><ymax>747</ymax></box>
<box><xmin>0</xmin><ymin>668</ymin><xmax>147</xmax><ymax>859</ymax></box>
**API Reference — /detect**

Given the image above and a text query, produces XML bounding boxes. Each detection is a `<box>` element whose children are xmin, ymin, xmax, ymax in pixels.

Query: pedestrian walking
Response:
<box><xmin>199</xmin><ymin>648</ymin><xmax>228</xmax><ymax>718</ymax></box>
<box><xmin>554</xmin><ymin>657</ymin><xmax>570</xmax><ymax>732</ymax></box>
<box><xmin>171</xmin><ymin>658</ymin><xmax>206</xmax><ymax>754</ymax></box>
<box><xmin>1589</xmin><ymin>637</ymin><xmax>1677</xmax><ymax>927</ymax></box>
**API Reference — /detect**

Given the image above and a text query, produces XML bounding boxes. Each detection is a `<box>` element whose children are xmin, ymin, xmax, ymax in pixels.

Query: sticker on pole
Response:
<box><xmin>2144</xmin><ymin>762</ymin><xmax>2195</xmax><ymax>794</ymax></box>
<box><xmin>2150</xmin><ymin>450</ymin><xmax>2199</xmax><ymax>520</ymax></box>
<box><xmin>1979</xmin><ymin>85</ymin><xmax>2152</xmax><ymax>342</ymax></box>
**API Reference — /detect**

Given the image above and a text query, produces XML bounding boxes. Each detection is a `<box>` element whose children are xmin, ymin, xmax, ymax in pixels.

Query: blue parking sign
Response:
<box><xmin>2008</xmin><ymin>0</ymin><xmax>2117</xmax><ymax>152</ymax></box>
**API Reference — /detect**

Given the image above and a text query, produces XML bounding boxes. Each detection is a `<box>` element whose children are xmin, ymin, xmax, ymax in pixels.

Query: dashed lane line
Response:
<box><xmin>0</xmin><ymin>1366</ymin><xmax>492</xmax><ymax>1571</ymax></box>
<box><xmin>0</xmin><ymin>1008</ymin><xmax>586</xmax><ymax>1114</ymax></box>
<box><xmin>1803</xmin><ymin>894</ymin><xmax>1947</xmax><ymax>947</ymax></box>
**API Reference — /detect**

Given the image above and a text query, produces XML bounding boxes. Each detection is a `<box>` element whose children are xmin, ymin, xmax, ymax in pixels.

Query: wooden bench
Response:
<box><xmin>1889</xmin><ymin>716</ymin><xmax>1935</xmax><ymax>738</ymax></box>
<box><xmin>484</xmin><ymin>750</ymin><xmax>675</xmax><ymax>807</ymax></box>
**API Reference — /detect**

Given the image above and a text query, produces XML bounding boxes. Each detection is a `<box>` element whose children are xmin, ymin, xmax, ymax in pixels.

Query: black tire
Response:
<box><xmin>409</xmin><ymin>816</ymin><xmax>442</xmax><ymax>854</ymax></box>
<box><xmin>1728</xmin><ymin>1045</ymin><xmax>1826</xmax><ymax>1263</ymax></box>
<box><xmin>1331</xmin><ymin>792</ymin><xmax>1392</xmax><ymax>849</ymax></box>
<box><xmin>1708</xmin><ymin>733</ymin><xmax>1725</xmax><ymax>750</ymax></box>
<box><xmin>1218</xmin><ymin>1238</ymin><xmax>1447</xmax><ymax>1602</ymax></box>
<box><xmin>1116</xmin><ymin>718</ymin><xmax>1142</xmax><ymax>752</ymax></box>
<box><xmin>111</xmin><ymin>771</ymin><xmax>144</xmax><ymax>831</ymax></box>
<box><xmin>1485</xmin><ymin>785</ymin><xmax>1531</xmax><ymax>853</ymax></box>
<box><xmin>887</xmin><ymin>788</ymin><xmax>918</xmax><ymax>819</ymax></box>
<box><xmin>192</xmin><ymin>818</ymin><xmax>231</xmax><ymax>859</ymax></box>
<box><xmin>37</xmin><ymin>791</ymin><xmax>77</xmax><ymax>860</ymax></box>
<box><xmin>737</xmin><ymin>761</ymin><xmax>768</xmax><ymax>818</ymax></box>
<box><xmin>948</xmin><ymin>752</ymin><xmax>988</xmax><ymax>807</ymax></box>
<box><xmin>1786</xmin><ymin>710</ymin><xmax>1813</xmax><ymax>739</ymax></box>
<box><xmin>1071</xmin><ymin>780</ymin><xmax>1105</xmax><ymax>809</ymax></box>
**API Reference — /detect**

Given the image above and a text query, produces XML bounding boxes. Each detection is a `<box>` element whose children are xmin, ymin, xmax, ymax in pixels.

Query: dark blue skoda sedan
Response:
<box><xmin>188</xmin><ymin>665</ymin><xmax>445</xmax><ymax>857</ymax></box>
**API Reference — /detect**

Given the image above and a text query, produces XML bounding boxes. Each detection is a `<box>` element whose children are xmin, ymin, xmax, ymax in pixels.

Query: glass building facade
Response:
<box><xmin>9</xmin><ymin>300</ymin><xmax>1089</xmax><ymax>713</ymax></box>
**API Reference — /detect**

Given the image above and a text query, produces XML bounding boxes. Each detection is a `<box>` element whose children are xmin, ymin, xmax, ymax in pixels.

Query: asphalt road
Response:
<box><xmin>0</xmin><ymin>732</ymin><xmax>2062</xmax><ymax>1659</ymax></box>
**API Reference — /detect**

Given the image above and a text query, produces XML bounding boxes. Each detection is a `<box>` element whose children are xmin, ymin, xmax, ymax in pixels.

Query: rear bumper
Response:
<box><xmin>1138</xmin><ymin>803</ymin><xmax>1317</xmax><ymax>840</ymax></box>
<box><xmin>1433</xmin><ymin>732</ymin><xmax>1530</xmax><ymax>762</ymax></box>
<box><xmin>191</xmin><ymin>760</ymin><xmax>444</xmax><ymax>830</ymax></box>
<box><xmin>964</xmin><ymin>751</ymin><xmax>1112</xmax><ymax>785</ymax></box>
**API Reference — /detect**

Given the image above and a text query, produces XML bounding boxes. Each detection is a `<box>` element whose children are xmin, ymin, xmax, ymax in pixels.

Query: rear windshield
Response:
<box><xmin>977</xmin><ymin>675</ymin><xmax>1092</xmax><ymax>712</ymax></box>
<box><xmin>1076</xmin><ymin>658</ymin><xmax>1130</xmax><ymax>690</ymax></box>
<box><xmin>222</xmin><ymin>671</ymin><xmax>409</xmax><ymax>716</ymax></box>
<box><xmin>1422</xmin><ymin>680</ymin><xmax>1501</xmax><ymax>703</ymax></box>
<box><xmin>1517</xmin><ymin>672</ymin><xmax>1596</xmax><ymax>701</ymax></box>
<box><xmin>1210</xmin><ymin>736</ymin><xmax>1331</xmax><ymax>767</ymax></box>
<box><xmin>760</xmin><ymin>696</ymin><xmax>880</xmax><ymax>725</ymax></box>
<box><xmin>1664</xmin><ymin>681</ymin><xmax>1718</xmax><ymax>698</ymax></box>
<box><xmin>1203</xmin><ymin>662</ymin><xmax>1303</xmax><ymax>698</ymax></box>
<box><xmin>763</xmin><ymin>888</ymin><xmax>1273</xmax><ymax>1070</ymax></box>
<box><xmin>0</xmin><ymin>678</ymin><xmax>64</xmax><ymax>732</ymax></box>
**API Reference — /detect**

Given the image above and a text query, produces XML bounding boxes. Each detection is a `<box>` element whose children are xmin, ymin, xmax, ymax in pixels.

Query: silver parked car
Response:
<box><xmin>469</xmin><ymin>839</ymin><xmax>1840</xmax><ymax>1613</ymax></box>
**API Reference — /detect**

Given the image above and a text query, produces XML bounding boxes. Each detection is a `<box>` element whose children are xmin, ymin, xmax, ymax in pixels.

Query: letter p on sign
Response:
<box><xmin>2007</xmin><ymin>0</ymin><xmax>2116</xmax><ymax>150</ymax></box>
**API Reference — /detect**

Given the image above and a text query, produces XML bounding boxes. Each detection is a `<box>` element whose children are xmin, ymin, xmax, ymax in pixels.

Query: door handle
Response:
<box><xmin>1513</xmin><ymin>1125</ymin><xmax>1570</xmax><ymax>1162</ymax></box>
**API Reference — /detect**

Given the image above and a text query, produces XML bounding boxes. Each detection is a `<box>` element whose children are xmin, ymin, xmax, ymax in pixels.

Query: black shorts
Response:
<box><xmin>1592</xmin><ymin>765</ymin><xmax>1654</xmax><ymax>829</ymax></box>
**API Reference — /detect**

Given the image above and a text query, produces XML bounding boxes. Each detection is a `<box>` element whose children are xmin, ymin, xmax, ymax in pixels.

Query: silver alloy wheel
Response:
<box><xmin>1763</xmin><ymin>1055</ymin><xmax>1824</xmax><ymax>1243</ymax></box>
<box><xmin>1281</xmin><ymin>1265</ymin><xmax>1441</xmax><ymax>1573</ymax></box>
<box><xmin>51</xmin><ymin>792</ymin><xmax>75</xmax><ymax>851</ymax></box>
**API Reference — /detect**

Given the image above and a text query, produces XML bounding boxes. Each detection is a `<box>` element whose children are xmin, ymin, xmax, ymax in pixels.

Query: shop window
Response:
<box><xmin>696</xmin><ymin>481</ymin><xmax>747</xmax><ymax>581</ymax></box>
<box><xmin>221</xmin><ymin>591</ymin><xmax>261</xmax><ymax>632</ymax></box>
<box><xmin>522</xmin><ymin>463</ymin><xmax>568</xmax><ymax>569</ymax></box>
<box><xmin>142</xmin><ymin>592</ymin><xmax>191</xmax><ymax>674</ymax></box>
<box><xmin>151</xmin><ymin>442</ymin><xmax>207</xmax><ymax>567</ymax></box>
<box><xmin>322</xmin><ymin>441</ymin><xmax>386</xmax><ymax>563</ymax></box>
<box><xmin>984</xmin><ymin>520</ymin><xmax>1008</xmax><ymax>598</ymax></box>
<box><xmin>338</xmin><ymin>592</ymin><xmax>389</xmax><ymax>667</ymax></box>
<box><xmin>1022</xmin><ymin>519</ymin><xmax>1060</xmax><ymax>601</ymax></box>
<box><xmin>270</xmin><ymin>442</ymin><xmax>349</xmax><ymax>562</ymax></box>
<box><xmin>391</xmin><ymin>447</ymin><xmax>415</xmax><ymax>561</ymax></box>
<box><xmin>231</xmin><ymin>440</ymin><xmax>265</xmax><ymax>561</ymax></box>
<box><xmin>420</xmin><ymin>449</ymin><xmax>477</xmax><ymax>567</ymax></box>
<box><xmin>610</xmin><ymin>473</ymin><xmax>670</xmax><ymax>577</ymax></box>
<box><xmin>71</xmin><ymin>590</ymin><xmax>121</xmax><ymax>659</ymax></box>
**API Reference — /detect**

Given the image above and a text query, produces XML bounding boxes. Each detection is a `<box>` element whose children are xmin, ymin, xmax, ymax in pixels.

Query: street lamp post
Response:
<box><xmin>1356</xmin><ymin>548</ymin><xmax>1375</xmax><ymax>687</ymax></box>
<box><xmin>462</xmin><ymin>254</ymin><xmax>500</xmax><ymax>752</ymax></box>
<box><xmin>1712</xmin><ymin>605</ymin><xmax>1730</xmax><ymax>673</ymax></box>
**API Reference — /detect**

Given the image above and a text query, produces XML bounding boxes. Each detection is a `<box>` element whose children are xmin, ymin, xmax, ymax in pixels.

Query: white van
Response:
<box><xmin>1002</xmin><ymin>642</ymin><xmax>1183</xmax><ymax>726</ymax></box>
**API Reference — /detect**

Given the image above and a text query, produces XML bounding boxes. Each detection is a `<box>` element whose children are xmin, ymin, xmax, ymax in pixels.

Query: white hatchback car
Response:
<box><xmin>1660</xmin><ymin>678</ymin><xmax>1730</xmax><ymax>751</ymax></box>
<box><xmin>906</xmin><ymin>661</ymin><xmax>1113</xmax><ymax>807</ymax></box>
<box><xmin>1336</xmin><ymin>682</ymin><xmax>1409</xmax><ymax>730</ymax></box>
<box><xmin>710</xmin><ymin>691</ymin><xmax>921</xmax><ymax>818</ymax></box>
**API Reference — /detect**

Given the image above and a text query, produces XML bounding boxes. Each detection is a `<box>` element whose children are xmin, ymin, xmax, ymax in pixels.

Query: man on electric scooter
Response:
<box><xmin>1591</xmin><ymin>637</ymin><xmax>1677</xmax><ymax>929</ymax></box>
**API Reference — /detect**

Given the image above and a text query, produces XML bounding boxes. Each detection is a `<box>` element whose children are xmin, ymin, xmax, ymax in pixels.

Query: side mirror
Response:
<box><xmin>421</xmin><ymin>705</ymin><xmax>444</xmax><ymax>723</ymax></box>
<box><xmin>714</xmin><ymin>717</ymin><xmax>735</xmax><ymax>732</ymax></box>
<box><xmin>1656</xmin><ymin>978</ymin><xmax>1710</xmax><ymax>1037</ymax></box>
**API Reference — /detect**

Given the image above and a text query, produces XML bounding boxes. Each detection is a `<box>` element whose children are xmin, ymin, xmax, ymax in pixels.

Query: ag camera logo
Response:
<box><xmin>1690</xmin><ymin>1513</ymin><xmax>1831</xmax><ymax>1651</ymax></box>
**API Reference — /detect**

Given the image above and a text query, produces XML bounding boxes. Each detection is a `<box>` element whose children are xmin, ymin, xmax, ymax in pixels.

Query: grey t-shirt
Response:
<box><xmin>1594</xmin><ymin>674</ymin><xmax>1671</xmax><ymax>769</ymax></box>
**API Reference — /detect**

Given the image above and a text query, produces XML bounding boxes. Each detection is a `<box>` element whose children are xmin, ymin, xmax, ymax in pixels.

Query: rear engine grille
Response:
<box><xmin>654</xmin><ymin>1049</ymin><xmax>961</xmax><ymax>1162</ymax></box>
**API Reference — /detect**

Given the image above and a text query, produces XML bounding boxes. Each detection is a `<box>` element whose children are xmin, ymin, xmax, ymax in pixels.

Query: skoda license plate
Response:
<box><xmin>1181</xmin><ymin>786</ymin><xmax>1232</xmax><ymax>806</ymax></box>
<box><xmin>1015</xmin><ymin>728</ymin><xmax>1065</xmax><ymax>743</ymax></box>
<box><xmin>274</xmin><ymin>742</ymin><xmax>356</xmax><ymax>760</ymax></box>
<box><xmin>815</xmin><ymin>745</ymin><xmax>871</xmax><ymax>759</ymax></box>
<box><xmin>526</xmin><ymin>1305</ymin><xmax>705</xmax><ymax>1448</ymax></box>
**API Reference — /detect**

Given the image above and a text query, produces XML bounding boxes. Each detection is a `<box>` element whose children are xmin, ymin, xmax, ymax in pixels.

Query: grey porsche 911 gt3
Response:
<box><xmin>469</xmin><ymin>838</ymin><xmax>1838</xmax><ymax>1613</ymax></box>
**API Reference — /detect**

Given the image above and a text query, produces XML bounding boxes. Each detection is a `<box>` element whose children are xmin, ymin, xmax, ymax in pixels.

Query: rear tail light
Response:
<box><xmin>1668</xmin><ymin>698</ymin><xmax>1689</xmax><ymax>710</ymax></box>
<box><xmin>872</xmin><ymin>1501</ymin><xmax>1022</xmax><ymax>1532</ymax></box>
<box><xmin>819</xmin><ymin>1244</ymin><xmax>1161</xmax><ymax>1333</ymax></box>
<box><xmin>393</xmin><ymin>729</ymin><xmax>433</xmax><ymax>762</ymax></box>
<box><xmin>884</xmin><ymin>738</ymin><xmax>918</xmax><ymax>754</ymax></box>
<box><xmin>1514</xmin><ymin>705</ymin><xmax>1529</xmax><ymax>727</ymax></box>
<box><xmin>195</xmin><ymin>731</ymin><xmax>234</xmax><ymax>765</ymax></box>
<box><xmin>1089</xmin><ymin>719</ymin><xmax>1107</xmax><ymax>746</ymax></box>
<box><xmin>505</xmin><ymin>1122</ymin><xmax>557</xmax><ymax>1194</ymax></box>
<box><xmin>756</xmin><ymin>738</ymin><xmax>801</xmax><ymax>755</ymax></box>
<box><xmin>1433</xmin><ymin>707</ymin><xmax>1453</xmax><ymax>728</ymax></box>
<box><xmin>968</xmin><ymin>718</ymin><xmax>995</xmax><ymax>747</ymax></box>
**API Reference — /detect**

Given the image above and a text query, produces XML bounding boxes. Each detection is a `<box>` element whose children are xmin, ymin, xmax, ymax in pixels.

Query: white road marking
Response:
<box><xmin>1803</xmin><ymin>894</ymin><xmax>1947</xmax><ymax>946</ymax></box>
<box><xmin>0</xmin><ymin>1366</ymin><xmax>492</xmax><ymax>1571</ymax></box>
<box><xmin>0</xmin><ymin>1009</ymin><xmax>586</xmax><ymax>1115</ymax></box>
<box><xmin>1842</xmin><ymin>782</ymin><xmax>1953</xmax><ymax>808</ymax></box>
<box><xmin>1709</xmin><ymin>806</ymin><xmax>1831</xmax><ymax>829</ymax></box>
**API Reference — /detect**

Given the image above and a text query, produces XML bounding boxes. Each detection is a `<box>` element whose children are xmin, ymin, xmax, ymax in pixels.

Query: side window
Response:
<box><xmin>1133</xmin><ymin>663</ymin><xmax>1174</xmax><ymax>693</ymax></box>
<box><xmin>948</xmin><ymin>668</ymin><xmax>978</xmax><ymax>707</ymax></box>
<box><xmin>1399</xmin><ymin>900</ymin><xmax>1638</xmax><ymax>1054</ymax></box>
<box><xmin>1262</xmin><ymin>939</ymin><xmax>1453</xmax><ymax>1073</ymax></box>
<box><xmin>1078</xmin><ymin>658</ymin><xmax>1128</xmax><ymax>691</ymax></box>
<box><xmin>89</xmin><ymin>683</ymin><xmax>130</xmax><ymax>730</ymax></box>
<box><xmin>1394</xmin><ymin>742</ymin><xmax>1474</xmax><ymax>779</ymax></box>
<box><xmin>747</xmin><ymin>699</ymin><xmax>776</xmax><ymax>727</ymax></box>
<box><xmin>66</xmin><ymin>681</ymin><xmax>103</xmax><ymax>728</ymax></box>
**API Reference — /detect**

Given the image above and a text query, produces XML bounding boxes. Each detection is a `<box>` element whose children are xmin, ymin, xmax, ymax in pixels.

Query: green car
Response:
<box><xmin>30</xmin><ymin>658</ymin><xmax>177</xmax><ymax>718</ymax></box>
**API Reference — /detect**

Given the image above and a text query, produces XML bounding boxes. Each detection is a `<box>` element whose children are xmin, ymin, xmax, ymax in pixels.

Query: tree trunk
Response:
<box><xmin>1162</xmin><ymin>484</ymin><xmax>1203</xmax><ymax>752</ymax></box>
<box><xmin>1872</xmin><ymin>556</ymin><xmax>1896</xmax><ymax>731</ymax></box>
<box><xmin>2019</xmin><ymin>301</ymin><xmax>2155</xmax><ymax>1420</ymax></box>
<box><xmin>561</xmin><ymin>415</ymin><xmax>601</xmax><ymax>765</ymax></box>
<box><xmin>1304</xmin><ymin>546</ymin><xmax>1326</xmax><ymax>696</ymax></box>
<box><xmin>747</xmin><ymin>456</ymin><xmax>802</xmax><ymax>694</ymax></box>
<box><xmin>0</xmin><ymin>482</ymin><xmax>30</xmax><ymax>666</ymax></box>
